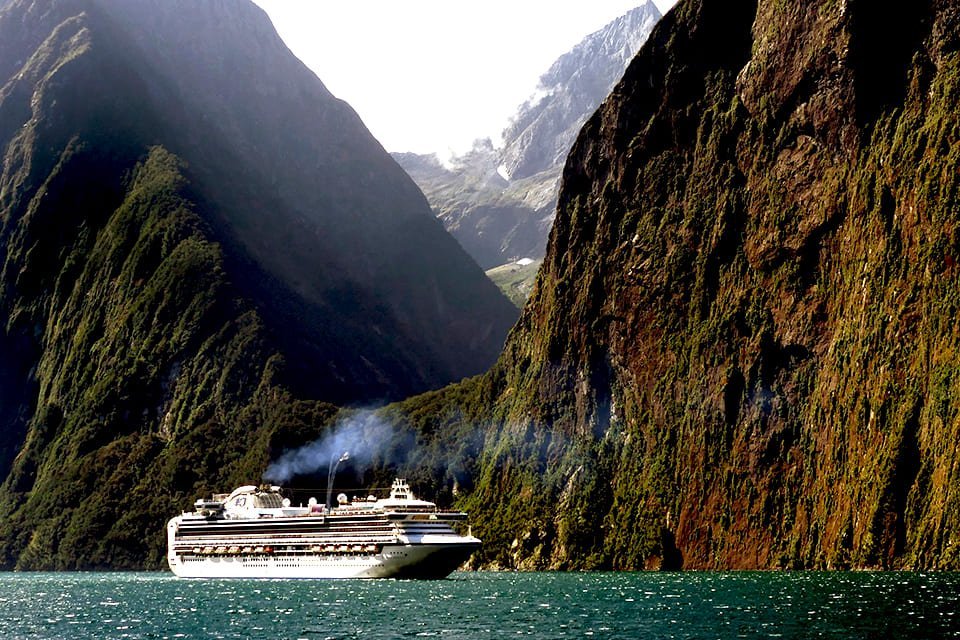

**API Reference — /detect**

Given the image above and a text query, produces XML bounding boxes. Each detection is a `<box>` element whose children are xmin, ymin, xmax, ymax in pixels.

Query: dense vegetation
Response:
<box><xmin>377</xmin><ymin>0</ymin><xmax>960</xmax><ymax>570</ymax></box>
<box><xmin>0</xmin><ymin>145</ymin><xmax>338</xmax><ymax>568</ymax></box>
<box><xmin>3</xmin><ymin>0</ymin><xmax>959</xmax><ymax>572</ymax></box>
<box><xmin>0</xmin><ymin>0</ymin><xmax>515</xmax><ymax>568</ymax></box>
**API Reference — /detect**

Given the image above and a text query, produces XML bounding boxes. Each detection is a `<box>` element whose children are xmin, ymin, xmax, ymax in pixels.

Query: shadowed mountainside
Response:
<box><xmin>0</xmin><ymin>0</ymin><xmax>515</xmax><ymax>568</ymax></box>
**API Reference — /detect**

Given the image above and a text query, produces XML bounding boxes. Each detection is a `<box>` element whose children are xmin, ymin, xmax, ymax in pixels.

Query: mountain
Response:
<box><xmin>498</xmin><ymin>1</ymin><xmax>663</xmax><ymax>182</ymax></box>
<box><xmin>395</xmin><ymin>2</ymin><xmax>661</xmax><ymax>272</ymax></box>
<box><xmin>0</xmin><ymin>0</ymin><xmax>515</xmax><ymax>568</ymax></box>
<box><xmin>375</xmin><ymin>0</ymin><xmax>960</xmax><ymax>570</ymax></box>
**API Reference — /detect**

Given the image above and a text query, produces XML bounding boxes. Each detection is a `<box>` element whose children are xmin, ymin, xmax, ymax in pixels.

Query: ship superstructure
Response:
<box><xmin>166</xmin><ymin>478</ymin><xmax>480</xmax><ymax>579</ymax></box>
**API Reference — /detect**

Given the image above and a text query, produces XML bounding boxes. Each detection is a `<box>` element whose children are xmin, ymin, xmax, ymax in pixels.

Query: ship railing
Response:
<box><xmin>173</xmin><ymin>534</ymin><xmax>398</xmax><ymax>546</ymax></box>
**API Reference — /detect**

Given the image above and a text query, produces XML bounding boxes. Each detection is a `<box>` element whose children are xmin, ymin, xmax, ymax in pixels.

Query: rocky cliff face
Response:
<box><xmin>385</xmin><ymin>0</ymin><xmax>960</xmax><ymax>570</ymax></box>
<box><xmin>0</xmin><ymin>0</ymin><xmax>515</xmax><ymax>568</ymax></box>
<box><xmin>395</xmin><ymin>2</ymin><xmax>661</xmax><ymax>271</ymax></box>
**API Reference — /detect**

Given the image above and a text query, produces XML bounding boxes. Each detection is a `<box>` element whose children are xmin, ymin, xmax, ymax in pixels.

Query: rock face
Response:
<box><xmin>387</xmin><ymin>0</ymin><xmax>960</xmax><ymax>570</ymax></box>
<box><xmin>499</xmin><ymin>2</ymin><xmax>662</xmax><ymax>182</ymax></box>
<box><xmin>0</xmin><ymin>0</ymin><xmax>515</xmax><ymax>568</ymax></box>
<box><xmin>395</xmin><ymin>2</ymin><xmax>661</xmax><ymax>270</ymax></box>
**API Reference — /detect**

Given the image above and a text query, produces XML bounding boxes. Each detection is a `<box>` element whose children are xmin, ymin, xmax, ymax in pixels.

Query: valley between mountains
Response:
<box><xmin>0</xmin><ymin>0</ymin><xmax>959</xmax><ymax>572</ymax></box>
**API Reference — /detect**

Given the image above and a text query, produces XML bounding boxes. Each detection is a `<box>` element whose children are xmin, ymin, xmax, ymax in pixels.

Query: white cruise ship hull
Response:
<box><xmin>168</xmin><ymin>541</ymin><xmax>478</xmax><ymax>579</ymax></box>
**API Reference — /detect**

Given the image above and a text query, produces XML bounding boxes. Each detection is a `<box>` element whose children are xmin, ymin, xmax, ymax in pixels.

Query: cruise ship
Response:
<box><xmin>166</xmin><ymin>478</ymin><xmax>480</xmax><ymax>579</ymax></box>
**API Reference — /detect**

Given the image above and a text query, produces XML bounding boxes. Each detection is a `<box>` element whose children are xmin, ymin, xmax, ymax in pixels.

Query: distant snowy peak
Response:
<box><xmin>499</xmin><ymin>1</ymin><xmax>661</xmax><ymax>181</ymax></box>
<box><xmin>539</xmin><ymin>2</ymin><xmax>660</xmax><ymax>88</ymax></box>
<box><xmin>394</xmin><ymin>1</ymin><xmax>664</xmax><ymax>270</ymax></box>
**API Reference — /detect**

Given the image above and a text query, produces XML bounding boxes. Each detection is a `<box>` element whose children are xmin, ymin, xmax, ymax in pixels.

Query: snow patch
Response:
<box><xmin>497</xmin><ymin>164</ymin><xmax>511</xmax><ymax>181</ymax></box>
<box><xmin>516</xmin><ymin>258</ymin><xmax>535</xmax><ymax>266</ymax></box>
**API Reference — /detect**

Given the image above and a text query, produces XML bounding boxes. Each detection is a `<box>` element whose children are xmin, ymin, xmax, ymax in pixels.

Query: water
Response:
<box><xmin>2</xmin><ymin>571</ymin><xmax>958</xmax><ymax>639</ymax></box>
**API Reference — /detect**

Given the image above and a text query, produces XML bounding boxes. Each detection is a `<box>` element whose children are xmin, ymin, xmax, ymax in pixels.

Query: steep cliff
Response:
<box><xmin>385</xmin><ymin>0</ymin><xmax>960</xmax><ymax>570</ymax></box>
<box><xmin>0</xmin><ymin>0</ymin><xmax>515</xmax><ymax>568</ymax></box>
<box><xmin>395</xmin><ymin>2</ymin><xmax>661</xmax><ymax>272</ymax></box>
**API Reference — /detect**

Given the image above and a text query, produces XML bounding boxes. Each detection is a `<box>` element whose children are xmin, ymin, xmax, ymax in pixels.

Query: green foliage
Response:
<box><xmin>375</xmin><ymin>6</ymin><xmax>960</xmax><ymax>572</ymax></box>
<box><xmin>0</xmin><ymin>0</ymin><xmax>519</xmax><ymax>570</ymax></box>
<box><xmin>0</xmin><ymin>145</ymin><xmax>342</xmax><ymax>569</ymax></box>
<box><xmin>3</xmin><ymin>0</ymin><xmax>960</xmax><ymax>575</ymax></box>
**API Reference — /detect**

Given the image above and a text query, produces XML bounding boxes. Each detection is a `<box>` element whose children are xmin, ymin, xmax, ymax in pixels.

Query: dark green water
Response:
<box><xmin>2</xmin><ymin>571</ymin><xmax>958</xmax><ymax>639</ymax></box>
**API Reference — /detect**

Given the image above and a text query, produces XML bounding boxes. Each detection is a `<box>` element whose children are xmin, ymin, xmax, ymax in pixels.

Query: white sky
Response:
<box><xmin>252</xmin><ymin>1</ymin><xmax>679</xmax><ymax>157</ymax></box>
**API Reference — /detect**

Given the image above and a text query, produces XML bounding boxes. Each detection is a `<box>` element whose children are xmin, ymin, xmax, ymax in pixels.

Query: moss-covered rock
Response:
<box><xmin>380</xmin><ymin>0</ymin><xmax>960</xmax><ymax>570</ymax></box>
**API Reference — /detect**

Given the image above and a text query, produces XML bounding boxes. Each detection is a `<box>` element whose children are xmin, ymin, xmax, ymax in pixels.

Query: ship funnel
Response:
<box><xmin>325</xmin><ymin>450</ymin><xmax>351</xmax><ymax>512</ymax></box>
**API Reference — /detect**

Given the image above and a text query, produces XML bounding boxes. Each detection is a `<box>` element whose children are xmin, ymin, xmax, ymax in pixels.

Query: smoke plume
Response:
<box><xmin>263</xmin><ymin>410</ymin><xmax>397</xmax><ymax>484</ymax></box>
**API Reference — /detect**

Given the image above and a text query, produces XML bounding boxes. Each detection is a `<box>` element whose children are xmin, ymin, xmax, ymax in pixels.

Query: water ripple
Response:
<box><xmin>1</xmin><ymin>571</ymin><xmax>958</xmax><ymax>639</ymax></box>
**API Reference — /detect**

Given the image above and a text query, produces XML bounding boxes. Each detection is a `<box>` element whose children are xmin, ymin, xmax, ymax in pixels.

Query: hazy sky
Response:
<box><xmin>252</xmin><ymin>1</ymin><xmax>679</xmax><ymax>157</ymax></box>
